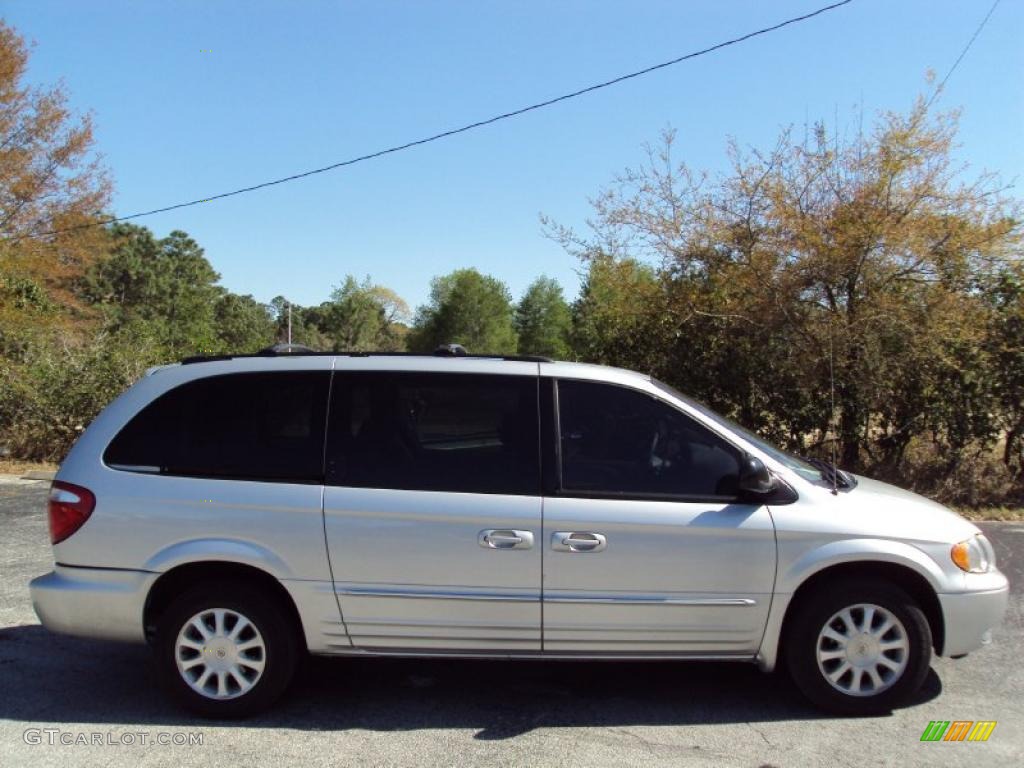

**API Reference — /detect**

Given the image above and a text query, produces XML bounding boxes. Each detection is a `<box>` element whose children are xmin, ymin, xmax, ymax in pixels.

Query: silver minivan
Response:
<box><xmin>30</xmin><ymin>349</ymin><xmax>1008</xmax><ymax>717</ymax></box>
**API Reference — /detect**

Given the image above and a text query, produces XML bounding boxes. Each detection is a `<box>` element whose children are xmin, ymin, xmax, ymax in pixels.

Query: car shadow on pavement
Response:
<box><xmin>0</xmin><ymin>624</ymin><xmax>942</xmax><ymax>740</ymax></box>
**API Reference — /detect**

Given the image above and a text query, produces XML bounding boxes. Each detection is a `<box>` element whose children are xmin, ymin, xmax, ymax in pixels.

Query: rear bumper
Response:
<box><xmin>30</xmin><ymin>566</ymin><xmax>155</xmax><ymax>643</ymax></box>
<box><xmin>937</xmin><ymin>571</ymin><xmax>1010</xmax><ymax>657</ymax></box>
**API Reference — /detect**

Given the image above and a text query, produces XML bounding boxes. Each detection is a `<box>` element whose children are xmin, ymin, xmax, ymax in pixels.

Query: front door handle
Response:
<box><xmin>552</xmin><ymin>531</ymin><xmax>607</xmax><ymax>553</ymax></box>
<box><xmin>479</xmin><ymin>529</ymin><xmax>534</xmax><ymax>550</ymax></box>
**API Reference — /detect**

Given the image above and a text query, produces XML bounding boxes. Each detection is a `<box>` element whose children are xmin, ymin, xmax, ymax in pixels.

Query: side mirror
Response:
<box><xmin>738</xmin><ymin>455</ymin><xmax>775</xmax><ymax>496</ymax></box>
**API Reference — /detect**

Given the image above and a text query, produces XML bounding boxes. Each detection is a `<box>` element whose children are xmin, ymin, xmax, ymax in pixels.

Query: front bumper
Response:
<box><xmin>937</xmin><ymin>569</ymin><xmax>1010</xmax><ymax>657</ymax></box>
<box><xmin>30</xmin><ymin>566</ymin><xmax>156</xmax><ymax>643</ymax></box>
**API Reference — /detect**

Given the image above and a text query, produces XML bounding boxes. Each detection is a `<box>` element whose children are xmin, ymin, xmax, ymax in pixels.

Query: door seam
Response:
<box><xmin>321</xmin><ymin>358</ymin><xmax>353</xmax><ymax>646</ymax></box>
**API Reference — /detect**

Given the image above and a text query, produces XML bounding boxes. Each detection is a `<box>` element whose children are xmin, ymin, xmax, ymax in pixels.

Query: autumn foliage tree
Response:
<box><xmin>552</xmin><ymin>98</ymin><xmax>1022</xmax><ymax>502</ymax></box>
<box><xmin>0</xmin><ymin>21</ymin><xmax>111</xmax><ymax>351</ymax></box>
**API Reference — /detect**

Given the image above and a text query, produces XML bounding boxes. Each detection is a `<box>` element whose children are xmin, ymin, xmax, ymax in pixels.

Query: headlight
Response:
<box><xmin>951</xmin><ymin>535</ymin><xmax>995</xmax><ymax>573</ymax></box>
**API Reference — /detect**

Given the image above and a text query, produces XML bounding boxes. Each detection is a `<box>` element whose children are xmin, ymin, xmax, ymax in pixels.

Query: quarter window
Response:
<box><xmin>325</xmin><ymin>373</ymin><xmax>540</xmax><ymax>495</ymax></box>
<box><xmin>104</xmin><ymin>372</ymin><xmax>330</xmax><ymax>483</ymax></box>
<box><xmin>557</xmin><ymin>380</ymin><xmax>741</xmax><ymax>499</ymax></box>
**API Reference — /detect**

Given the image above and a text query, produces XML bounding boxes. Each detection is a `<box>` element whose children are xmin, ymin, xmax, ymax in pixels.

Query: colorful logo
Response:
<box><xmin>920</xmin><ymin>721</ymin><xmax>996</xmax><ymax>742</ymax></box>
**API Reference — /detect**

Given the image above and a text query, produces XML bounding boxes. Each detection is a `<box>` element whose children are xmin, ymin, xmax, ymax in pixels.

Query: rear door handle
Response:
<box><xmin>552</xmin><ymin>531</ymin><xmax>607</xmax><ymax>553</ymax></box>
<box><xmin>479</xmin><ymin>529</ymin><xmax>534</xmax><ymax>550</ymax></box>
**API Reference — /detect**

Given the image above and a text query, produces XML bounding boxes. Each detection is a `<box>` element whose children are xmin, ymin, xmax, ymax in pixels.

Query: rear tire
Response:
<box><xmin>154</xmin><ymin>583</ymin><xmax>297</xmax><ymax>718</ymax></box>
<box><xmin>784</xmin><ymin>580</ymin><xmax>932</xmax><ymax>715</ymax></box>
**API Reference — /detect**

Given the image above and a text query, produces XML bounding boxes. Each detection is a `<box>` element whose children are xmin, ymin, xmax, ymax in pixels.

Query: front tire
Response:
<box><xmin>784</xmin><ymin>580</ymin><xmax>932</xmax><ymax>715</ymax></box>
<box><xmin>154</xmin><ymin>583</ymin><xmax>298</xmax><ymax>718</ymax></box>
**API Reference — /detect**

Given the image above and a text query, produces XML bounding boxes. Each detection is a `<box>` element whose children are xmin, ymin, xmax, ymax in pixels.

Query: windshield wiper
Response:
<box><xmin>801</xmin><ymin>456</ymin><xmax>852</xmax><ymax>490</ymax></box>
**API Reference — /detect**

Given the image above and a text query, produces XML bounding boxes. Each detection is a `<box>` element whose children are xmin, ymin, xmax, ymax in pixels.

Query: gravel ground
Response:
<box><xmin>1</xmin><ymin>480</ymin><xmax>1021</xmax><ymax>767</ymax></box>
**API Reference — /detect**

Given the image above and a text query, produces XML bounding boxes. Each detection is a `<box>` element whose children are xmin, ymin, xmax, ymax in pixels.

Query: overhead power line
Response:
<box><xmin>925</xmin><ymin>0</ymin><xmax>1001</xmax><ymax>109</ymax></box>
<box><xmin>15</xmin><ymin>0</ymin><xmax>855</xmax><ymax>242</ymax></box>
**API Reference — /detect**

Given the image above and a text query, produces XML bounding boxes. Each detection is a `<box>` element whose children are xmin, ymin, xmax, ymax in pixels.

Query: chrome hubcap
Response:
<box><xmin>175</xmin><ymin>608</ymin><xmax>266</xmax><ymax>700</ymax></box>
<box><xmin>816</xmin><ymin>603</ymin><xmax>909</xmax><ymax>697</ymax></box>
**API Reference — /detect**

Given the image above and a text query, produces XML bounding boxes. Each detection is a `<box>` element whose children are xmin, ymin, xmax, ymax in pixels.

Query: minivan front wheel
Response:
<box><xmin>155</xmin><ymin>584</ymin><xmax>297</xmax><ymax>717</ymax></box>
<box><xmin>785</xmin><ymin>581</ymin><xmax>932</xmax><ymax>715</ymax></box>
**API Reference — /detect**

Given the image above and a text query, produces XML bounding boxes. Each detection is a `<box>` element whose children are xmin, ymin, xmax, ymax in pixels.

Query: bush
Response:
<box><xmin>0</xmin><ymin>332</ymin><xmax>163</xmax><ymax>462</ymax></box>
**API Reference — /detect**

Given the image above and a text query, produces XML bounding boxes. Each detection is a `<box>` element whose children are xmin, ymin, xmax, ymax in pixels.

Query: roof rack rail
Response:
<box><xmin>434</xmin><ymin>343</ymin><xmax>467</xmax><ymax>357</ymax></box>
<box><xmin>258</xmin><ymin>342</ymin><xmax>315</xmax><ymax>355</ymax></box>
<box><xmin>179</xmin><ymin>354</ymin><xmax>237</xmax><ymax>365</ymax></box>
<box><xmin>179</xmin><ymin>349</ymin><xmax>553</xmax><ymax>365</ymax></box>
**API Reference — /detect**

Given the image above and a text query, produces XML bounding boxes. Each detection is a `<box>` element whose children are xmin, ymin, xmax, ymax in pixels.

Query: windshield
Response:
<box><xmin>652</xmin><ymin>379</ymin><xmax>824</xmax><ymax>484</ymax></box>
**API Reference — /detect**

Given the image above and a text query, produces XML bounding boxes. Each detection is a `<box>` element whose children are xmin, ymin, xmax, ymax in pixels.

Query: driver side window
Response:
<box><xmin>557</xmin><ymin>380</ymin><xmax>741</xmax><ymax>499</ymax></box>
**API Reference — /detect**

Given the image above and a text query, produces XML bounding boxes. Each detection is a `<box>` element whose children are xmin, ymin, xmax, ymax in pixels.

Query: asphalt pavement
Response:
<box><xmin>0</xmin><ymin>480</ymin><xmax>1021</xmax><ymax>767</ymax></box>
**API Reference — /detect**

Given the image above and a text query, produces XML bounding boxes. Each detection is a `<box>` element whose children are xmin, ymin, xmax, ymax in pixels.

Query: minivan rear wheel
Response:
<box><xmin>154</xmin><ymin>583</ymin><xmax>297</xmax><ymax>717</ymax></box>
<box><xmin>784</xmin><ymin>580</ymin><xmax>931</xmax><ymax>715</ymax></box>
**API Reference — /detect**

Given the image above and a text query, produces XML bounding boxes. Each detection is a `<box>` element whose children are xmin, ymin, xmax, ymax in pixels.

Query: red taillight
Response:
<box><xmin>48</xmin><ymin>481</ymin><xmax>96</xmax><ymax>544</ymax></box>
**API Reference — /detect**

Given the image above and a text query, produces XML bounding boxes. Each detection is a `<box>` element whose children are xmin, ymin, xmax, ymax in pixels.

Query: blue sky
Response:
<box><xmin>5</xmin><ymin>0</ymin><xmax>1022</xmax><ymax>312</ymax></box>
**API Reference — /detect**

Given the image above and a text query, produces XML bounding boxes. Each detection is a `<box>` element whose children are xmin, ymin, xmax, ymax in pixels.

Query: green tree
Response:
<box><xmin>570</xmin><ymin>255</ymin><xmax>661</xmax><ymax>368</ymax></box>
<box><xmin>409</xmin><ymin>268</ymin><xmax>518</xmax><ymax>354</ymax></box>
<box><xmin>514</xmin><ymin>276</ymin><xmax>571</xmax><ymax>358</ymax></box>
<box><xmin>269</xmin><ymin>296</ymin><xmax>332</xmax><ymax>351</ymax></box>
<box><xmin>320</xmin><ymin>276</ymin><xmax>409</xmax><ymax>351</ymax></box>
<box><xmin>79</xmin><ymin>224</ymin><xmax>222</xmax><ymax>355</ymax></box>
<box><xmin>213</xmin><ymin>293</ymin><xmax>275</xmax><ymax>353</ymax></box>
<box><xmin>151</xmin><ymin>230</ymin><xmax>221</xmax><ymax>353</ymax></box>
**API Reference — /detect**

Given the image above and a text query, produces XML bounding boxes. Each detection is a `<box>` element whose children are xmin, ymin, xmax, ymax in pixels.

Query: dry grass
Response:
<box><xmin>0</xmin><ymin>459</ymin><xmax>58</xmax><ymax>476</ymax></box>
<box><xmin>956</xmin><ymin>507</ymin><xmax>1024</xmax><ymax>522</ymax></box>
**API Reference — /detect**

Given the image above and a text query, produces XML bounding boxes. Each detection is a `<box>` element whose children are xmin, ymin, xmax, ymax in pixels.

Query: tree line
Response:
<box><xmin>271</xmin><ymin>268</ymin><xmax>573</xmax><ymax>359</ymax></box>
<box><xmin>1</xmin><ymin>21</ymin><xmax>1021</xmax><ymax>506</ymax></box>
<box><xmin>61</xmin><ymin>220</ymin><xmax>578</xmax><ymax>362</ymax></box>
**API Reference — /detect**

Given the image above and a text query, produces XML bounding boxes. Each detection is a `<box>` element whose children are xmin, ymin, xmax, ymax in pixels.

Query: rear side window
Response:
<box><xmin>557</xmin><ymin>379</ymin><xmax>742</xmax><ymax>500</ymax></box>
<box><xmin>325</xmin><ymin>372</ymin><xmax>539</xmax><ymax>495</ymax></box>
<box><xmin>104</xmin><ymin>372</ymin><xmax>330</xmax><ymax>483</ymax></box>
